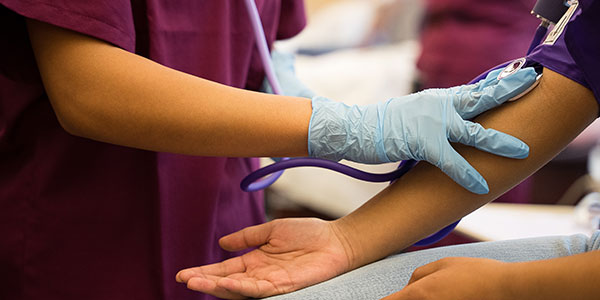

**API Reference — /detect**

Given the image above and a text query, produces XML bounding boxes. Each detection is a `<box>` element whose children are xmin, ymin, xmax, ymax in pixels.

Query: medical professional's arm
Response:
<box><xmin>176</xmin><ymin>68</ymin><xmax>598</xmax><ymax>299</ymax></box>
<box><xmin>26</xmin><ymin>19</ymin><xmax>311</xmax><ymax>158</ymax></box>
<box><xmin>27</xmin><ymin>19</ymin><xmax>537</xmax><ymax>195</ymax></box>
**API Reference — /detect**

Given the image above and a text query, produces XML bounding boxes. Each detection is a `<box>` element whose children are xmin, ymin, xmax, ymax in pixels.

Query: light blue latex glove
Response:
<box><xmin>309</xmin><ymin>67</ymin><xmax>538</xmax><ymax>194</ymax></box>
<box><xmin>262</xmin><ymin>50</ymin><xmax>537</xmax><ymax>193</ymax></box>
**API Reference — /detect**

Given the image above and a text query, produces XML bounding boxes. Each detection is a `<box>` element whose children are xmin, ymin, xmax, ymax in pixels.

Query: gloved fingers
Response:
<box><xmin>475</xmin><ymin>67</ymin><xmax>504</xmax><ymax>89</ymax></box>
<box><xmin>449</xmin><ymin>119</ymin><xmax>529</xmax><ymax>159</ymax></box>
<box><xmin>433</xmin><ymin>144</ymin><xmax>489</xmax><ymax>194</ymax></box>
<box><xmin>454</xmin><ymin>67</ymin><xmax>538</xmax><ymax>119</ymax></box>
<box><xmin>266</xmin><ymin>50</ymin><xmax>316</xmax><ymax>98</ymax></box>
<box><xmin>260</xmin><ymin>50</ymin><xmax>296</xmax><ymax>94</ymax></box>
<box><xmin>271</xmin><ymin>50</ymin><xmax>297</xmax><ymax>70</ymax></box>
<box><xmin>445</xmin><ymin>68</ymin><xmax>504</xmax><ymax>96</ymax></box>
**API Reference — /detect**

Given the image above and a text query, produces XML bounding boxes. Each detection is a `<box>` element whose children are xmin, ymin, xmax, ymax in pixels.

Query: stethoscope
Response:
<box><xmin>241</xmin><ymin>0</ymin><xmax>549</xmax><ymax>246</ymax></box>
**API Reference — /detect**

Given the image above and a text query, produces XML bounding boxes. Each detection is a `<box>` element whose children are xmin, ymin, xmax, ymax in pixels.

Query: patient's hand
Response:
<box><xmin>382</xmin><ymin>257</ymin><xmax>512</xmax><ymax>300</ymax></box>
<box><xmin>176</xmin><ymin>218</ymin><xmax>352</xmax><ymax>299</ymax></box>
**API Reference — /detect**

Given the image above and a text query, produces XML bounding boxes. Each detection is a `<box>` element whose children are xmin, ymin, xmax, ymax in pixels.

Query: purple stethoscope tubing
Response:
<box><xmin>241</xmin><ymin>159</ymin><xmax>419</xmax><ymax>188</ymax></box>
<box><xmin>243</xmin><ymin>0</ymin><xmax>288</xmax><ymax>191</ymax></box>
<box><xmin>241</xmin><ymin>0</ymin><xmax>545</xmax><ymax>246</ymax></box>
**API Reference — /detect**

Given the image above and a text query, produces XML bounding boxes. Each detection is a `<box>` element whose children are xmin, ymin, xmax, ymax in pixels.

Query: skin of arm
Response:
<box><xmin>334</xmin><ymin>67</ymin><xmax>598</xmax><ymax>271</ymax></box>
<box><xmin>26</xmin><ymin>19</ymin><xmax>312</xmax><ymax>158</ymax></box>
<box><xmin>506</xmin><ymin>250</ymin><xmax>600</xmax><ymax>299</ymax></box>
<box><xmin>383</xmin><ymin>251</ymin><xmax>600</xmax><ymax>300</ymax></box>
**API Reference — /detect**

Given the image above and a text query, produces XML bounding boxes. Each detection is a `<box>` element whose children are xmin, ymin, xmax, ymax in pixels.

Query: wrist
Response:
<box><xmin>498</xmin><ymin>262</ymin><xmax>526</xmax><ymax>300</ymax></box>
<box><xmin>307</xmin><ymin>96</ymin><xmax>350</xmax><ymax>161</ymax></box>
<box><xmin>502</xmin><ymin>260</ymin><xmax>556</xmax><ymax>300</ymax></box>
<box><xmin>330</xmin><ymin>217</ymin><xmax>369</xmax><ymax>271</ymax></box>
<box><xmin>309</xmin><ymin>97</ymin><xmax>385</xmax><ymax>163</ymax></box>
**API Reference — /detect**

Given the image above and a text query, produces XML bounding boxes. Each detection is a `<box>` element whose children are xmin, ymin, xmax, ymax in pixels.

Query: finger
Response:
<box><xmin>477</xmin><ymin>67</ymin><xmax>537</xmax><ymax>106</ymax></box>
<box><xmin>478</xmin><ymin>67</ymin><xmax>504</xmax><ymax>88</ymax></box>
<box><xmin>455</xmin><ymin>67</ymin><xmax>537</xmax><ymax>119</ymax></box>
<box><xmin>381</xmin><ymin>258</ymin><xmax>456</xmax><ymax>300</ymax></box>
<box><xmin>407</xmin><ymin>259</ymin><xmax>447</xmax><ymax>285</ymax></box>
<box><xmin>447</xmin><ymin>66</ymin><xmax>506</xmax><ymax>94</ymax></box>
<box><xmin>219</xmin><ymin>221</ymin><xmax>275</xmax><ymax>251</ymax></box>
<box><xmin>432</xmin><ymin>143</ymin><xmax>489</xmax><ymax>194</ymax></box>
<box><xmin>449</xmin><ymin>69</ymin><xmax>500</xmax><ymax>117</ymax></box>
<box><xmin>176</xmin><ymin>256</ymin><xmax>246</xmax><ymax>282</ymax></box>
<box><xmin>448</xmin><ymin>67</ymin><xmax>502</xmax><ymax>94</ymax></box>
<box><xmin>449</xmin><ymin>119</ymin><xmax>529</xmax><ymax>159</ymax></box>
<box><xmin>380</xmin><ymin>290</ymin><xmax>406</xmax><ymax>300</ymax></box>
<box><xmin>187</xmin><ymin>276</ymin><xmax>246</xmax><ymax>299</ymax></box>
<box><xmin>218</xmin><ymin>277</ymin><xmax>280</xmax><ymax>299</ymax></box>
<box><xmin>380</xmin><ymin>280</ymin><xmax>431</xmax><ymax>300</ymax></box>
<box><xmin>491</xmin><ymin>67</ymin><xmax>538</xmax><ymax>102</ymax></box>
<box><xmin>446</xmin><ymin>82</ymin><xmax>479</xmax><ymax>95</ymax></box>
<box><xmin>271</xmin><ymin>50</ymin><xmax>296</xmax><ymax>70</ymax></box>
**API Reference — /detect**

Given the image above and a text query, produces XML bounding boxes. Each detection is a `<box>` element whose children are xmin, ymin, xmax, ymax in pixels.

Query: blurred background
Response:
<box><xmin>263</xmin><ymin>0</ymin><xmax>600</xmax><ymax>250</ymax></box>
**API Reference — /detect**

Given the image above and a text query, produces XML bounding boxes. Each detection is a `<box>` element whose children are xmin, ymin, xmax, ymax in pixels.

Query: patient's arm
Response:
<box><xmin>176</xmin><ymin>68</ymin><xmax>598</xmax><ymax>299</ymax></box>
<box><xmin>337</xmin><ymin>67</ymin><xmax>598</xmax><ymax>268</ymax></box>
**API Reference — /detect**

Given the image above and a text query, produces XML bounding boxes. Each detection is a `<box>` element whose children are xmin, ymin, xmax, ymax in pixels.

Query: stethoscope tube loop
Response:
<box><xmin>241</xmin><ymin>159</ymin><xmax>418</xmax><ymax>192</ymax></box>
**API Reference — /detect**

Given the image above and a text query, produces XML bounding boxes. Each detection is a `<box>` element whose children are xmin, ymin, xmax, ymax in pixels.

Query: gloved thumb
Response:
<box><xmin>455</xmin><ymin>67</ymin><xmax>538</xmax><ymax>119</ymax></box>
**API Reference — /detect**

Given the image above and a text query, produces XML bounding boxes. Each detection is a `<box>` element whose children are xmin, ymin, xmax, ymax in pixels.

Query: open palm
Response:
<box><xmin>176</xmin><ymin>218</ymin><xmax>353</xmax><ymax>299</ymax></box>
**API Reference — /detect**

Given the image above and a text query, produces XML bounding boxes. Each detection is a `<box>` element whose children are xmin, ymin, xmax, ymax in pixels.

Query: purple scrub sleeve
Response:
<box><xmin>1</xmin><ymin>0</ymin><xmax>136</xmax><ymax>51</ymax></box>
<box><xmin>527</xmin><ymin>0</ymin><xmax>599</xmax><ymax>104</ymax></box>
<box><xmin>565</xmin><ymin>0</ymin><xmax>600</xmax><ymax>102</ymax></box>
<box><xmin>0</xmin><ymin>1</ymin><xmax>305</xmax><ymax>300</ymax></box>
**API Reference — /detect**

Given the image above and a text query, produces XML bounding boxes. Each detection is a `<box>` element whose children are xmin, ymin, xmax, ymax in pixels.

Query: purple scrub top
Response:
<box><xmin>528</xmin><ymin>0</ymin><xmax>600</xmax><ymax>105</ymax></box>
<box><xmin>566</xmin><ymin>0</ymin><xmax>600</xmax><ymax>102</ymax></box>
<box><xmin>0</xmin><ymin>1</ymin><xmax>305</xmax><ymax>300</ymax></box>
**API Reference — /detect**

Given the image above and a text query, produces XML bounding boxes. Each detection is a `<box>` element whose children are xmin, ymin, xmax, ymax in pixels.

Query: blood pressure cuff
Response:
<box><xmin>527</xmin><ymin>0</ymin><xmax>600</xmax><ymax>105</ymax></box>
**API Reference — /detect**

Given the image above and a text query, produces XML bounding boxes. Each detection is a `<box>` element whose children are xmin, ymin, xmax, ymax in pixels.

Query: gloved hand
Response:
<box><xmin>264</xmin><ymin>50</ymin><xmax>538</xmax><ymax>194</ymax></box>
<box><xmin>309</xmin><ymin>67</ymin><xmax>538</xmax><ymax>194</ymax></box>
<box><xmin>261</xmin><ymin>50</ymin><xmax>316</xmax><ymax>99</ymax></box>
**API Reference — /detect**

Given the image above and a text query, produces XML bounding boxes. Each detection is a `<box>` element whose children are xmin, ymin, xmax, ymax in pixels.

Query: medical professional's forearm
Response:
<box><xmin>27</xmin><ymin>20</ymin><xmax>311</xmax><ymax>157</ymax></box>
<box><xmin>334</xmin><ymin>68</ymin><xmax>598</xmax><ymax>269</ymax></box>
<box><xmin>506</xmin><ymin>250</ymin><xmax>600</xmax><ymax>299</ymax></box>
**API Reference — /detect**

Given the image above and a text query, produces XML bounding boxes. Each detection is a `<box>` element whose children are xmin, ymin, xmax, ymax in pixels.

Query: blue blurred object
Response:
<box><xmin>261</xmin><ymin>51</ymin><xmax>316</xmax><ymax>99</ymax></box>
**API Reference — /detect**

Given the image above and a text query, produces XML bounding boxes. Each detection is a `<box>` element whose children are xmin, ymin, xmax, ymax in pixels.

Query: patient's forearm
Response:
<box><xmin>336</xmin><ymin>68</ymin><xmax>598</xmax><ymax>269</ymax></box>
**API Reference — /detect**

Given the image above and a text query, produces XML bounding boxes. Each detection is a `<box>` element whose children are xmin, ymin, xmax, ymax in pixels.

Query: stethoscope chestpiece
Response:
<box><xmin>497</xmin><ymin>58</ymin><xmax>527</xmax><ymax>81</ymax></box>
